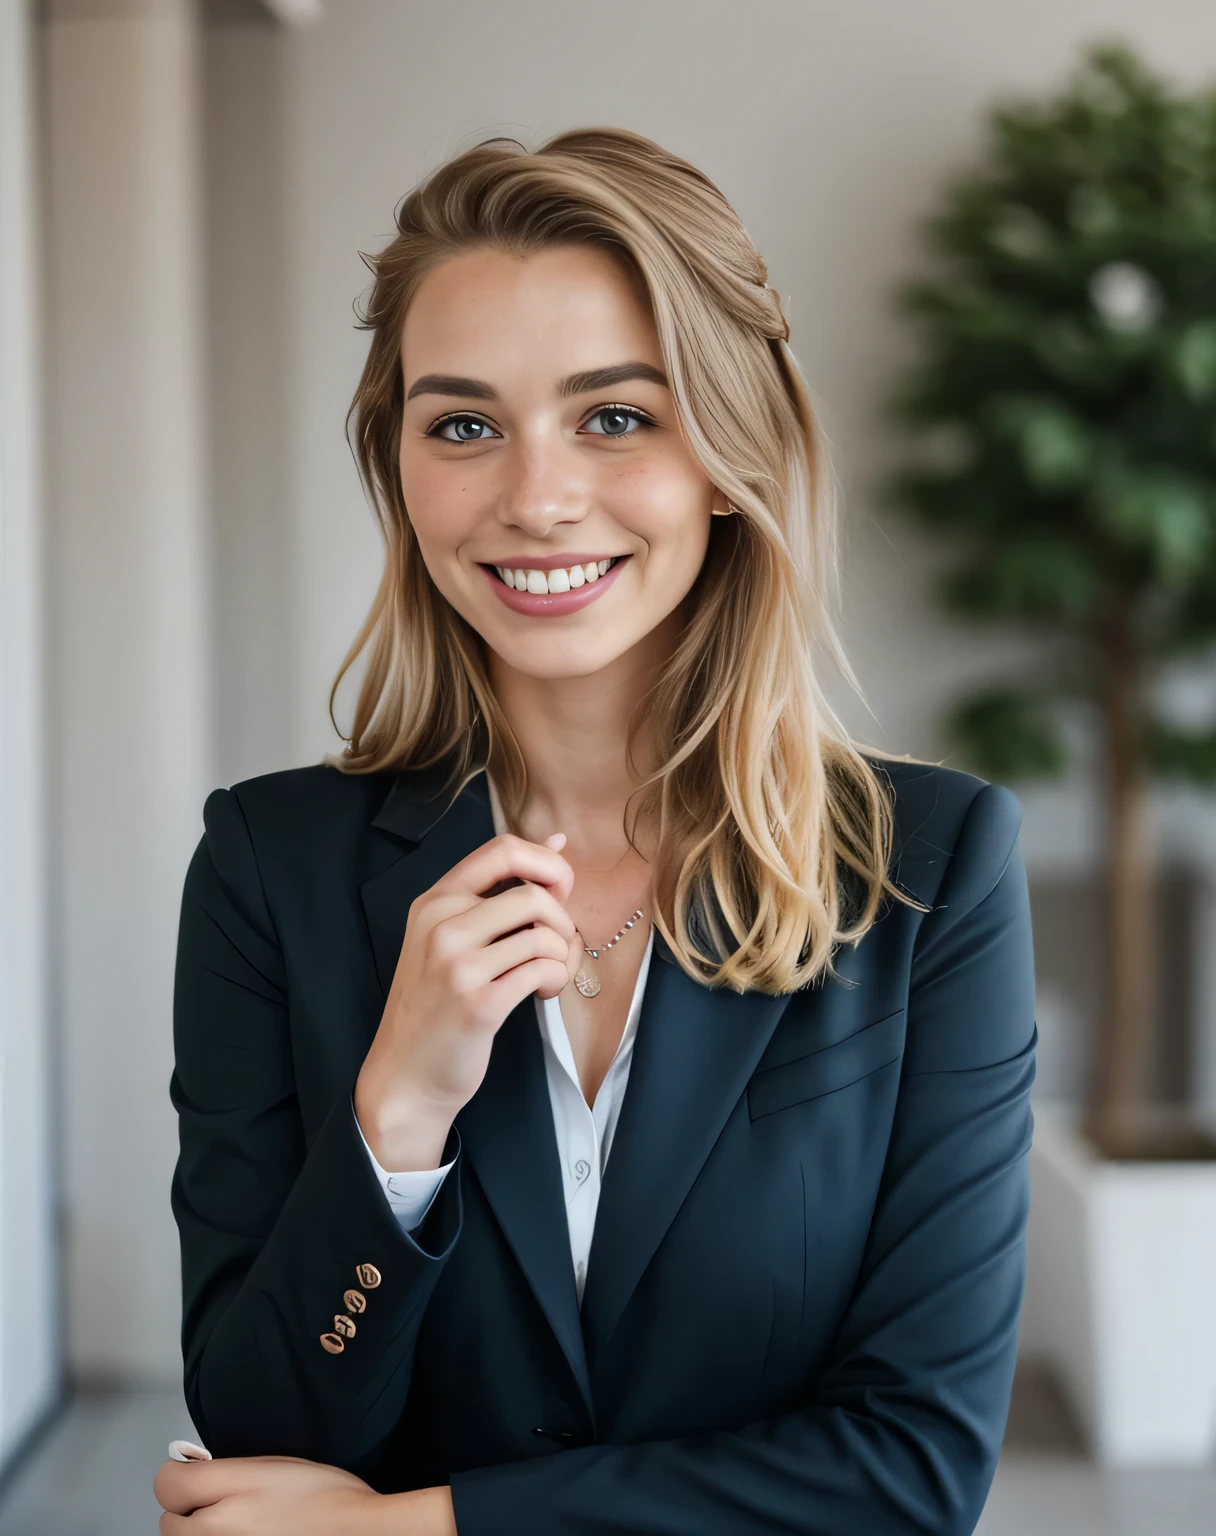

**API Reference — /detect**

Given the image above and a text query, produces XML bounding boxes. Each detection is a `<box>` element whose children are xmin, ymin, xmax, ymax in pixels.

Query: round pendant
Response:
<box><xmin>575</xmin><ymin>970</ymin><xmax>601</xmax><ymax>998</ymax></box>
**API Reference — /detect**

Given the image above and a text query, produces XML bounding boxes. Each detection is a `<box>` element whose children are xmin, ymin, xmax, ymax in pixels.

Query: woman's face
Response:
<box><xmin>398</xmin><ymin>243</ymin><xmax>724</xmax><ymax>681</ymax></box>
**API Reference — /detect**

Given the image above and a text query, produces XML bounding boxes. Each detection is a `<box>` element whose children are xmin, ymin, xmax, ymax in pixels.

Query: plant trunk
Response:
<box><xmin>1085</xmin><ymin>637</ymin><xmax>1155</xmax><ymax>1157</ymax></box>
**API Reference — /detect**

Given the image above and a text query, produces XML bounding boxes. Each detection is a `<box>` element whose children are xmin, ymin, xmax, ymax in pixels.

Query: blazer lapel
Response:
<box><xmin>579</xmin><ymin>925</ymin><xmax>796</xmax><ymax>1374</ymax></box>
<box><xmin>455</xmin><ymin>1002</ymin><xmax>594</xmax><ymax>1419</ymax></box>
<box><xmin>359</xmin><ymin>765</ymin><xmax>593</xmax><ymax>1419</ymax></box>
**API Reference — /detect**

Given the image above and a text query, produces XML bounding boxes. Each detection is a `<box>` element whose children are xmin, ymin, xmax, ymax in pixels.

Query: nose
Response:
<box><xmin>497</xmin><ymin>428</ymin><xmax>592</xmax><ymax>536</ymax></box>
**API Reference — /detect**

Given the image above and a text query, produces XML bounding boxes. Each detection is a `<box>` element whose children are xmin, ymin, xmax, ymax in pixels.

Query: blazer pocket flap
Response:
<box><xmin>747</xmin><ymin>1007</ymin><xmax>906</xmax><ymax>1120</ymax></box>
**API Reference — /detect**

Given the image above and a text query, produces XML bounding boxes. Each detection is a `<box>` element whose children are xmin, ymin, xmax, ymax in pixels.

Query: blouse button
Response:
<box><xmin>319</xmin><ymin>1333</ymin><xmax>345</xmax><ymax>1354</ymax></box>
<box><xmin>356</xmin><ymin>1263</ymin><xmax>382</xmax><ymax>1289</ymax></box>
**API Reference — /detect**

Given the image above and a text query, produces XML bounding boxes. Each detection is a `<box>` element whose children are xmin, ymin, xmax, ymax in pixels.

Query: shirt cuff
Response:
<box><xmin>354</xmin><ymin>1104</ymin><xmax>457</xmax><ymax>1232</ymax></box>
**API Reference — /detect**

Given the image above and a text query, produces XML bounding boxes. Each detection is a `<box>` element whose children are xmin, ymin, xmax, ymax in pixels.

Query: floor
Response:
<box><xmin>977</xmin><ymin>1366</ymin><xmax>1216</xmax><ymax>1536</ymax></box>
<box><xmin>0</xmin><ymin>1366</ymin><xmax>1212</xmax><ymax>1535</ymax></box>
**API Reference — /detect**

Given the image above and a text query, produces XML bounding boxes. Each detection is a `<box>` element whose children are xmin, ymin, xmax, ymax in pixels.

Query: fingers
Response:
<box><xmin>154</xmin><ymin>1454</ymin><xmax>312</xmax><ymax>1515</ymax></box>
<box><xmin>417</xmin><ymin>922</ymin><xmax>571</xmax><ymax>1028</ymax></box>
<box><xmin>483</xmin><ymin>954</ymin><xmax>577</xmax><ymax>1011</ymax></box>
<box><xmin>436</xmin><ymin>833</ymin><xmax>574</xmax><ymax>906</ymax></box>
<box><xmin>455</xmin><ymin>879</ymin><xmax>578</xmax><ymax>951</ymax></box>
<box><xmin>366</xmin><ymin>829</ymin><xmax>581</xmax><ymax>1117</ymax></box>
<box><xmin>417</xmin><ymin>872</ymin><xmax>578</xmax><ymax>1005</ymax></box>
<box><xmin>470</xmin><ymin>919</ymin><xmax>574</xmax><ymax>994</ymax></box>
<box><xmin>154</xmin><ymin>1457</ymin><xmax>223</xmax><ymax>1515</ymax></box>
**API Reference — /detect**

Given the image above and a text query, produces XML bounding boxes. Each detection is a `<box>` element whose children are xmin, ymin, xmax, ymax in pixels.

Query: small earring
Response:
<box><xmin>711</xmin><ymin>500</ymin><xmax>738</xmax><ymax>518</ymax></box>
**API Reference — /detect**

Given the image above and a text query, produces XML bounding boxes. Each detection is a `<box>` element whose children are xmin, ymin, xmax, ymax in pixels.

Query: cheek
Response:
<box><xmin>608</xmin><ymin>458</ymin><xmax>713</xmax><ymax>573</ymax></box>
<box><xmin>399</xmin><ymin>452</ymin><xmax>478</xmax><ymax>548</ymax></box>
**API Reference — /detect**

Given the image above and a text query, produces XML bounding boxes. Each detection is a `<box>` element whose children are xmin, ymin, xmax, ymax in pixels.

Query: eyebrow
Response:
<box><xmin>404</xmin><ymin>361</ymin><xmax>669</xmax><ymax>402</ymax></box>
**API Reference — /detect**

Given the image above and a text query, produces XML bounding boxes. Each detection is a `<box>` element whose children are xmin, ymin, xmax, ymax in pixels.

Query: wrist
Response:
<box><xmin>377</xmin><ymin>1486</ymin><xmax>457</xmax><ymax>1536</ymax></box>
<box><xmin>354</xmin><ymin>1065</ymin><xmax>455</xmax><ymax>1172</ymax></box>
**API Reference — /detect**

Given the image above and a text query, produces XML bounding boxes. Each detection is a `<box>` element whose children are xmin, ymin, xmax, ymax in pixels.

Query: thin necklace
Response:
<box><xmin>573</xmin><ymin>908</ymin><xmax>646</xmax><ymax>998</ymax></box>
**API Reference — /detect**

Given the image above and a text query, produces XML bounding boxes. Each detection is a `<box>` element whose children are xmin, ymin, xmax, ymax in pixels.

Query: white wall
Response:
<box><xmin>0</xmin><ymin>0</ymin><xmax>58</xmax><ymax>1465</ymax></box>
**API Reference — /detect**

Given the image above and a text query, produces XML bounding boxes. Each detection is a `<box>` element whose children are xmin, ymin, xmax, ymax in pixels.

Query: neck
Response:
<box><xmin>485</xmin><ymin>615</ymin><xmax>680</xmax><ymax>864</ymax></box>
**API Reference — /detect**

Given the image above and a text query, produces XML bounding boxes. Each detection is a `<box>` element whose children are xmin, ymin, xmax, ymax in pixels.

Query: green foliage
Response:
<box><xmin>948</xmin><ymin>690</ymin><xmax>1069</xmax><ymax>780</ymax></box>
<box><xmin>881</xmin><ymin>41</ymin><xmax>1216</xmax><ymax>783</ymax></box>
<box><xmin>1146</xmin><ymin>721</ymin><xmax>1216</xmax><ymax>781</ymax></box>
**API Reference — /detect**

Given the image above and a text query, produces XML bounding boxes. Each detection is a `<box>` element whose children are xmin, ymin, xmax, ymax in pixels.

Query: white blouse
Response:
<box><xmin>355</xmin><ymin>773</ymin><xmax>655</xmax><ymax>1308</ymax></box>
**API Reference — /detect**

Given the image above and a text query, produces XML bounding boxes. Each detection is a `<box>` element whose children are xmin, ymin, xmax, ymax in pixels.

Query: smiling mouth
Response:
<box><xmin>481</xmin><ymin>556</ymin><xmax>626</xmax><ymax>594</ymax></box>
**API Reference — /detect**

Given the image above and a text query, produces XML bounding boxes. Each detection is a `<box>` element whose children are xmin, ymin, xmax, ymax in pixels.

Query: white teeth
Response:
<box><xmin>493</xmin><ymin>558</ymin><xmax>618</xmax><ymax>594</ymax></box>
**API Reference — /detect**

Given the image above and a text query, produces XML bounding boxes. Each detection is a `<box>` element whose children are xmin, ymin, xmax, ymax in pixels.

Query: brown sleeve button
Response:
<box><xmin>356</xmin><ymin>1263</ymin><xmax>382</xmax><ymax>1289</ymax></box>
<box><xmin>334</xmin><ymin>1313</ymin><xmax>357</xmax><ymax>1339</ymax></box>
<box><xmin>320</xmin><ymin>1333</ymin><xmax>345</xmax><ymax>1354</ymax></box>
<box><xmin>343</xmin><ymin>1289</ymin><xmax>367</xmax><ymax>1314</ymax></box>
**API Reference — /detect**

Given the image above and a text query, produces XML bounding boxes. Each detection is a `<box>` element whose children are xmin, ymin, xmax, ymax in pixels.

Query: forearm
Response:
<box><xmin>450</xmin><ymin>1201</ymin><xmax>1027</xmax><ymax>1536</ymax></box>
<box><xmin>448</xmin><ymin>1385</ymin><xmax>1017</xmax><ymax>1536</ymax></box>
<box><xmin>181</xmin><ymin>1090</ymin><xmax>463</xmax><ymax>1471</ymax></box>
<box><xmin>172</xmin><ymin>786</ymin><xmax>464</xmax><ymax>1475</ymax></box>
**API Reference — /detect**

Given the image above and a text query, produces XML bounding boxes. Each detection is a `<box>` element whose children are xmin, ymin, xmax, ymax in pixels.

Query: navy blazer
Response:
<box><xmin>169</xmin><ymin>754</ymin><xmax>1037</xmax><ymax>1536</ymax></box>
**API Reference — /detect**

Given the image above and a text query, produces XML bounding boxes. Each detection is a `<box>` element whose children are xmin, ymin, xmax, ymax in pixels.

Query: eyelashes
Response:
<box><xmin>424</xmin><ymin>404</ymin><xmax>659</xmax><ymax>443</ymax></box>
<box><xmin>580</xmin><ymin>405</ymin><xmax>658</xmax><ymax>438</ymax></box>
<box><xmin>426</xmin><ymin>414</ymin><xmax>499</xmax><ymax>444</ymax></box>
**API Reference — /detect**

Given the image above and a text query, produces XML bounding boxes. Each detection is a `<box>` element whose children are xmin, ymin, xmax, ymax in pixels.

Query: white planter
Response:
<box><xmin>1025</xmin><ymin>1101</ymin><xmax>1216</xmax><ymax>1466</ymax></box>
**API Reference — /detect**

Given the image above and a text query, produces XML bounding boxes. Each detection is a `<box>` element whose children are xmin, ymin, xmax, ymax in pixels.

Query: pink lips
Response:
<box><xmin>480</xmin><ymin>556</ymin><xmax>630</xmax><ymax>616</ymax></box>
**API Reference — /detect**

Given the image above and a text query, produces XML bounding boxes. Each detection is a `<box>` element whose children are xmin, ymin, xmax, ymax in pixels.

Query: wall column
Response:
<box><xmin>44</xmin><ymin>0</ymin><xmax>212</xmax><ymax>1384</ymax></box>
<box><xmin>0</xmin><ymin>0</ymin><xmax>56</xmax><ymax>1462</ymax></box>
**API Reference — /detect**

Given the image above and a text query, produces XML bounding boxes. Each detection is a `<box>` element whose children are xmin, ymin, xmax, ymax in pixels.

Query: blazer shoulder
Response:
<box><xmin>216</xmin><ymin>762</ymin><xmax>399</xmax><ymax>859</ymax></box>
<box><xmin>865</xmin><ymin>755</ymin><xmax>1023</xmax><ymax>909</ymax></box>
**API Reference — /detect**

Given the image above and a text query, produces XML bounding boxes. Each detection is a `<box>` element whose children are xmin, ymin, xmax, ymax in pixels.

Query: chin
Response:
<box><xmin>490</xmin><ymin>636</ymin><xmax>634</xmax><ymax>680</ymax></box>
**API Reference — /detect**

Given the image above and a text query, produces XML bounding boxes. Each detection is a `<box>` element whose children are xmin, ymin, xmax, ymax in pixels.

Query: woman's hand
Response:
<box><xmin>354</xmin><ymin>830</ymin><xmax>581</xmax><ymax>1170</ymax></box>
<box><xmin>154</xmin><ymin>1454</ymin><xmax>380</xmax><ymax>1533</ymax></box>
<box><xmin>154</xmin><ymin>1455</ymin><xmax>458</xmax><ymax>1534</ymax></box>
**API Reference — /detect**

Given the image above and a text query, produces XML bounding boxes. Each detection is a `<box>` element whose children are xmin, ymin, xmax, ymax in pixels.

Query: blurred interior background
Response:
<box><xmin>2</xmin><ymin>1</ymin><xmax>1215</xmax><ymax>1531</ymax></box>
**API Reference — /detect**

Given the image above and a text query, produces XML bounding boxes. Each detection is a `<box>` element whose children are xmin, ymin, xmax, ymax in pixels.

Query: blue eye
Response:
<box><xmin>429</xmin><ymin>415</ymin><xmax>500</xmax><ymax>442</ymax></box>
<box><xmin>582</xmin><ymin>406</ymin><xmax>652</xmax><ymax>437</ymax></box>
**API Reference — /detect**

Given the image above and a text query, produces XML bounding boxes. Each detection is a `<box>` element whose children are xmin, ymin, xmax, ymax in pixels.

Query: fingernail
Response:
<box><xmin>168</xmin><ymin>1439</ymin><xmax>212</xmax><ymax>1461</ymax></box>
<box><xmin>545</xmin><ymin>832</ymin><xmax>567</xmax><ymax>850</ymax></box>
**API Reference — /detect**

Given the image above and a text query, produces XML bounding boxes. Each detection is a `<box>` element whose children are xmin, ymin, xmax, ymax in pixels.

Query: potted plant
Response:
<box><xmin>880</xmin><ymin>40</ymin><xmax>1216</xmax><ymax>1466</ymax></box>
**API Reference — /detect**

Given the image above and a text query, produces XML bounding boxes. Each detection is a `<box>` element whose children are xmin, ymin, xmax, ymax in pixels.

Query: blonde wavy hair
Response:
<box><xmin>326</xmin><ymin>126</ymin><xmax>920</xmax><ymax>994</ymax></box>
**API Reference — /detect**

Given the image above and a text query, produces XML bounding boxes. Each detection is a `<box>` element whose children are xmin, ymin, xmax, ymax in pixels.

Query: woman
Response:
<box><xmin>156</xmin><ymin>128</ymin><xmax>1036</xmax><ymax>1536</ymax></box>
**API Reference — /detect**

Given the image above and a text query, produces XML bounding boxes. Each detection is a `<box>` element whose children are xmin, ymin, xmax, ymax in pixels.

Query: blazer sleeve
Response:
<box><xmin>169</xmin><ymin>786</ymin><xmax>465</xmax><ymax>1472</ymax></box>
<box><xmin>447</xmin><ymin>781</ymin><xmax>1037</xmax><ymax>1536</ymax></box>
